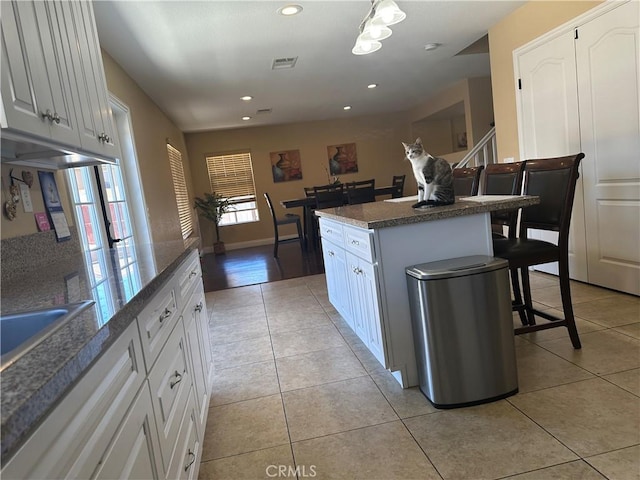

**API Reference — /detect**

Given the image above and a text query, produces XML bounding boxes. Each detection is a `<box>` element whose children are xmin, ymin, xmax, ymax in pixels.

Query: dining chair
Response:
<box><xmin>391</xmin><ymin>175</ymin><xmax>406</xmax><ymax>198</ymax></box>
<box><xmin>493</xmin><ymin>153</ymin><xmax>585</xmax><ymax>348</ymax></box>
<box><xmin>453</xmin><ymin>166</ymin><xmax>484</xmax><ymax>196</ymax></box>
<box><xmin>346</xmin><ymin>179</ymin><xmax>376</xmax><ymax>205</ymax></box>
<box><xmin>264</xmin><ymin>193</ymin><xmax>304</xmax><ymax>258</ymax></box>
<box><xmin>313</xmin><ymin>183</ymin><xmax>345</xmax><ymax>209</ymax></box>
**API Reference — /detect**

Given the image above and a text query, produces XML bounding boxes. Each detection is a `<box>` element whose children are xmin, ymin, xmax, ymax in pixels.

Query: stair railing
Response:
<box><xmin>454</xmin><ymin>126</ymin><xmax>497</xmax><ymax>169</ymax></box>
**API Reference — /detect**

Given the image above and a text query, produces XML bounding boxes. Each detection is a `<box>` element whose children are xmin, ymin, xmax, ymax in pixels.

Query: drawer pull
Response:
<box><xmin>328</xmin><ymin>250</ymin><xmax>335</xmax><ymax>256</ymax></box>
<box><xmin>325</xmin><ymin>228</ymin><xmax>332</xmax><ymax>234</ymax></box>
<box><xmin>195</xmin><ymin>302</ymin><xmax>203</xmax><ymax>312</ymax></box>
<box><xmin>170</xmin><ymin>370</ymin><xmax>183</xmax><ymax>389</ymax></box>
<box><xmin>159</xmin><ymin>308</ymin><xmax>172</xmax><ymax>323</ymax></box>
<box><xmin>184</xmin><ymin>449</ymin><xmax>196</xmax><ymax>471</ymax></box>
<box><xmin>189</xmin><ymin>270</ymin><xmax>197</xmax><ymax>278</ymax></box>
<box><xmin>351</xmin><ymin>239</ymin><xmax>360</xmax><ymax>246</ymax></box>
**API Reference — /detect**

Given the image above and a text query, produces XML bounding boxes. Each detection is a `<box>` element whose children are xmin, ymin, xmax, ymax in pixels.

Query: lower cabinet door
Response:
<box><xmin>321</xmin><ymin>239</ymin><xmax>352</xmax><ymax>325</ymax></box>
<box><xmin>89</xmin><ymin>383</ymin><xmax>163</xmax><ymax>480</ymax></box>
<box><xmin>165</xmin><ymin>388</ymin><xmax>202</xmax><ymax>480</ymax></box>
<box><xmin>183</xmin><ymin>287</ymin><xmax>210</xmax><ymax>434</ymax></box>
<box><xmin>148</xmin><ymin>319</ymin><xmax>192</xmax><ymax>473</ymax></box>
<box><xmin>346</xmin><ymin>252</ymin><xmax>387</xmax><ymax>367</ymax></box>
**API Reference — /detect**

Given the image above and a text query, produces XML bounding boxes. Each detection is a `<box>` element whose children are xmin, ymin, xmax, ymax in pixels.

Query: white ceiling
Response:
<box><xmin>93</xmin><ymin>1</ymin><xmax>524</xmax><ymax>133</ymax></box>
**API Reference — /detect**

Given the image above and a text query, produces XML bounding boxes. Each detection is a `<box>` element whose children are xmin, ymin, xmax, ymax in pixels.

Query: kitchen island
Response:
<box><xmin>315</xmin><ymin>195</ymin><xmax>538</xmax><ymax>388</ymax></box>
<box><xmin>0</xmin><ymin>235</ymin><xmax>211</xmax><ymax>479</ymax></box>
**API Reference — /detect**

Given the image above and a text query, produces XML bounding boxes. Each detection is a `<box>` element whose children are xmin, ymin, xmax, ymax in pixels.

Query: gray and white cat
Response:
<box><xmin>402</xmin><ymin>138</ymin><xmax>455</xmax><ymax>208</ymax></box>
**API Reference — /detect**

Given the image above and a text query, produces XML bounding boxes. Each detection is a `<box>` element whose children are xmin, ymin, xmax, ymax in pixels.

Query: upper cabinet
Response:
<box><xmin>0</xmin><ymin>0</ymin><xmax>119</xmax><ymax>166</ymax></box>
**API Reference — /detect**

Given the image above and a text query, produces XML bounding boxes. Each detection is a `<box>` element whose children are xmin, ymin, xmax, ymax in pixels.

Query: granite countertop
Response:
<box><xmin>314</xmin><ymin>195</ymin><xmax>539</xmax><ymax>229</ymax></box>
<box><xmin>0</xmin><ymin>237</ymin><xmax>199</xmax><ymax>458</ymax></box>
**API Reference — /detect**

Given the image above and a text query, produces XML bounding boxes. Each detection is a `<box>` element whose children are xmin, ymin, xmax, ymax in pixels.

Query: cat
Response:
<box><xmin>401</xmin><ymin>137</ymin><xmax>455</xmax><ymax>209</ymax></box>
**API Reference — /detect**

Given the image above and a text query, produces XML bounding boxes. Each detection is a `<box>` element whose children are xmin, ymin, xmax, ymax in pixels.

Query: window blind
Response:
<box><xmin>167</xmin><ymin>143</ymin><xmax>193</xmax><ymax>239</ymax></box>
<box><xmin>205</xmin><ymin>152</ymin><xmax>256</xmax><ymax>200</ymax></box>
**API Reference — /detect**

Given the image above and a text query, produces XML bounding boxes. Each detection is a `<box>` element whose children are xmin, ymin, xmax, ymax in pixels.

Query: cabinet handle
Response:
<box><xmin>351</xmin><ymin>239</ymin><xmax>360</xmax><ymax>246</ymax></box>
<box><xmin>195</xmin><ymin>302</ymin><xmax>203</xmax><ymax>312</ymax></box>
<box><xmin>326</xmin><ymin>229</ymin><xmax>332</xmax><ymax>234</ymax></box>
<box><xmin>328</xmin><ymin>250</ymin><xmax>335</xmax><ymax>256</ymax></box>
<box><xmin>352</xmin><ymin>267</ymin><xmax>362</xmax><ymax>275</ymax></box>
<box><xmin>184</xmin><ymin>449</ymin><xmax>196</xmax><ymax>471</ymax></box>
<box><xmin>159</xmin><ymin>308</ymin><xmax>172</xmax><ymax>323</ymax></box>
<box><xmin>98</xmin><ymin>133</ymin><xmax>111</xmax><ymax>143</ymax></box>
<box><xmin>189</xmin><ymin>270</ymin><xmax>197</xmax><ymax>278</ymax></box>
<box><xmin>170</xmin><ymin>370</ymin><xmax>183</xmax><ymax>389</ymax></box>
<box><xmin>41</xmin><ymin>110</ymin><xmax>60</xmax><ymax>124</ymax></box>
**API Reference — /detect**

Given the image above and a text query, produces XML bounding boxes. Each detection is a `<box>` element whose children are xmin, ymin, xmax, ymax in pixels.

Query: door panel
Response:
<box><xmin>517</xmin><ymin>32</ymin><xmax>588</xmax><ymax>280</ymax></box>
<box><xmin>576</xmin><ymin>0</ymin><xmax>640</xmax><ymax>294</ymax></box>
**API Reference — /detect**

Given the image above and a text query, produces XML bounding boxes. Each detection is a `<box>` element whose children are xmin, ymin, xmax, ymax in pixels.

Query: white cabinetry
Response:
<box><xmin>0</xmin><ymin>0</ymin><xmax>119</xmax><ymax>162</ymax></box>
<box><xmin>319</xmin><ymin>218</ymin><xmax>388</xmax><ymax>368</ymax></box>
<box><xmin>58</xmin><ymin>0</ymin><xmax>118</xmax><ymax>158</ymax></box>
<box><xmin>147</xmin><ymin>319</ymin><xmax>192</xmax><ymax>475</ymax></box>
<box><xmin>0</xmin><ymin>321</ymin><xmax>150</xmax><ymax>479</ymax></box>
<box><xmin>184</xmin><ymin>285</ymin><xmax>212</xmax><ymax>433</ymax></box>
<box><xmin>87</xmin><ymin>383</ymin><xmax>163</xmax><ymax>480</ymax></box>
<box><xmin>0</xmin><ymin>1</ymin><xmax>79</xmax><ymax>146</ymax></box>
<box><xmin>0</xmin><ymin>249</ymin><xmax>211</xmax><ymax>480</ymax></box>
<box><xmin>319</xmin><ymin>219</ymin><xmax>351</xmax><ymax>325</ymax></box>
<box><xmin>345</xmin><ymin>251</ymin><xmax>386</xmax><ymax>365</ymax></box>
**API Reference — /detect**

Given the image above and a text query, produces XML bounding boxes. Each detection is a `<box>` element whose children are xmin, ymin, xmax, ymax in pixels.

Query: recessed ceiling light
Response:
<box><xmin>241</xmin><ymin>96</ymin><xmax>253</xmax><ymax>101</ymax></box>
<box><xmin>343</xmin><ymin>105</ymin><xmax>352</xmax><ymax>111</ymax></box>
<box><xmin>424</xmin><ymin>43</ymin><xmax>442</xmax><ymax>52</ymax></box>
<box><xmin>242</xmin><ymin>116</ymin><xmax>251</xmax><ymax>121</ymax></box>
<box><xmin>367</xmin><ymin>84</ymin><xmax>378</xmax><ymax>89</ymax></box>
<box><xmin>278</xmin><ymin>4</ymin><xmax>303</xmax><ymax>16</ymax></box>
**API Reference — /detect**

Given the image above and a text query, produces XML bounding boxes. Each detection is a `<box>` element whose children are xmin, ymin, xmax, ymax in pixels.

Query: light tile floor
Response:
<box><xmin>199</xmin><ymin>272</ymin><xmax>640</xmax><ymax>480</ymax></box>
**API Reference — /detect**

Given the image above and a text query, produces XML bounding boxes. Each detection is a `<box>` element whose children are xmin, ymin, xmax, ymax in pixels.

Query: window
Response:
<box><xmin>66</xmin><ymin>97</ymin><xmax>152</xmax><ymax>326</ymax></box>
<box><xmin>167</xmin><ymin>143</ymin><xmax>193</xmax><ymax>238</ymax></box>
<box><xmin>205</xmin><ymin>152</ymin><xmax>259</xmax><ymax>225</ymax></box>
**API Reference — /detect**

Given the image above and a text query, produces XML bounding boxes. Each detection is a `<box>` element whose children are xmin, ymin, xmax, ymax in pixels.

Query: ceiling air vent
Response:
<box><xmin>272</xmin><ymin>57</ymin><xmax>298</xmax><ymax>69</ymax></box>
<box><xmin>256</xmin><ymin>108</ymin><xmax>272</xmax><ymax>115</ymax></box>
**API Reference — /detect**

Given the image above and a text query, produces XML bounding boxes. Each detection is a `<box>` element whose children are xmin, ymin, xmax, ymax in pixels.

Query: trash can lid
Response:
<box><xmin>405</xmin><ymin>255</ymin><xmax>508</xmax><ymax>280</ymax></box>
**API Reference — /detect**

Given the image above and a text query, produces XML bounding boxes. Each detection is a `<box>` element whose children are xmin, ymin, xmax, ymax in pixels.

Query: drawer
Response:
<box><xmin>148</xmin><ymin>319</ymin><xmax>192</xmax><ymax>475</ymax></box>
<box><xmin>344</xmin><ymin>225</ymin><xmax>375</xmax><ymax>262</ymax></box>
<box><xmin>318</xmin><ymin>218</ymin><xmax>344</xmax><ymax>246</ymax></box>
<box><xmin>137</xmin><ymin>281</ymin><xmax>179</xmax><ymax>374</ymax></box>
<box><xmin>176</xmin><ymin>250</ymin><xmax>202</xmax><ymax>310</ymax></box>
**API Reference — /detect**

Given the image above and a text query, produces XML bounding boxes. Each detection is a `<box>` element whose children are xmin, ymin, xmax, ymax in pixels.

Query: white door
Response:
<box><xmin>516</xmin><ymin>31</ymin><xmax>588</xmax><ymax>281</ymax></box>
<box><xmin>575</xmin><ymin>0</ymin><xmax>640</xmax><ymax>295</ymax></box>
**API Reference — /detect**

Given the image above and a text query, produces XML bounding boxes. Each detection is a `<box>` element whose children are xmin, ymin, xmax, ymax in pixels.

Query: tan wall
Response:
<box><xmin>102</xmin><ymin>51</ymin><xmax>191</xmax><ymax>245</ymax></box>
<box><xmin>489</xmin><ymin>1</ymin><xmax>602</xmax><ymax>162</ymax></box>
<box><xmin>468</xmin><ymin>76</ymin><xmax>495</xmax><ymax>143</ymax></box>
<box><xmin>0</xmin><ymin>165</ymin><xmax>73</xmax><ymax>239</ymax></box>
<box><xmin>185</xmin><ymin>113</ymin><xmax>411</xmax><ymax>248</ymax></box>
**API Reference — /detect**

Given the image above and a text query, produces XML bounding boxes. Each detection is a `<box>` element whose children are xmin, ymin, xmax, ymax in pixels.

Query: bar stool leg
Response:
<box><xmin>559</xmin><ymin>257</ymin><xmax>582</xmax><ymax>349</ymax></box>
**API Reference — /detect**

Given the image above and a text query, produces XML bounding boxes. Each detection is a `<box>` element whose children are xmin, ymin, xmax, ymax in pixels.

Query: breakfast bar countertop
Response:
<box><xmin>314</xmin><ymin>195</ymin><xmax>539</xmax><ymax>229</ymax></box>
<box><xmin>0</xmin><ymin>237</ymin><xmax>199</xmax><ymax>459</ymax></box>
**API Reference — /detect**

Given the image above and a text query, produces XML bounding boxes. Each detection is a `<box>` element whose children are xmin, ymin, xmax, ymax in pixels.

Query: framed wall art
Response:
<box><xmin>270</xmin><ymin>150</ymin><xmax>303</xmax><ymax>183</ymax></box>
<box><xmin>327</xmin><ymin>143</ymin><xmax>358</xmax><ymax>175</ymax></box>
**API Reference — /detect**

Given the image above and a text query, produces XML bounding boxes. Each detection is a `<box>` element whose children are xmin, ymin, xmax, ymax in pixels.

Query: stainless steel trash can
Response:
<box><xmin>406</xmin><ymin>255</ymin><xmax>518</xmax><ymax>409</ymax></box>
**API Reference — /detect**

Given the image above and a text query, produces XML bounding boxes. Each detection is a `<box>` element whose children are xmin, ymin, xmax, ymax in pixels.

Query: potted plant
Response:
<box><xmin>194</xmin><ymin>192</ymin><xmax>230</xmax><ymax>255</ymax></box>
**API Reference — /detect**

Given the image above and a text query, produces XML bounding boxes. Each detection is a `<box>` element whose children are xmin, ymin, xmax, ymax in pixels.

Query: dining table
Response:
<box><xmin>280</xmin><ymin>185</ymin><xmax>397</xmax><ymax>248</ymax></box>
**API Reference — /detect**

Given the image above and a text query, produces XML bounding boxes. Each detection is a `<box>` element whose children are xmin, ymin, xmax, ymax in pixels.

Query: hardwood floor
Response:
<box><xmin>200</xmin><ymin>243</ymin><xmax>325</xmax><ymax>291</ymax></box>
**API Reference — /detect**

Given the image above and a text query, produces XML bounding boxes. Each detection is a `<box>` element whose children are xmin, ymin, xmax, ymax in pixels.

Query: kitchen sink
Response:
<box><xmin>1</xmin><ymin>300</ymin><xmax>95</xmax><ymax>368</ymax></box>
